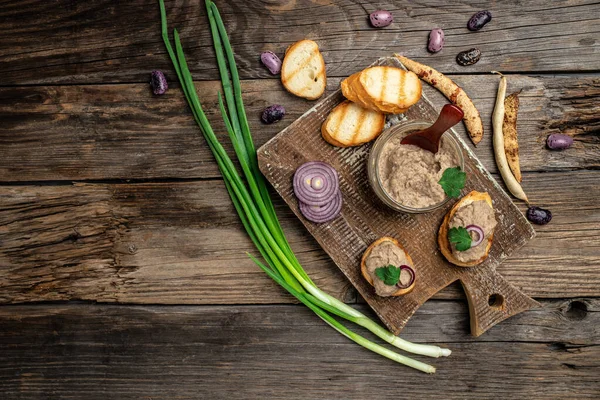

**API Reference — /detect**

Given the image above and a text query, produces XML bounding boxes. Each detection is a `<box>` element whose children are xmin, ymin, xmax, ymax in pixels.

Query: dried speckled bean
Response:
<box><xmin>467</xmin><ymin>10</ymin><xmax>492</xmax><ymax>31</ymax></box>
<box><xmin>260</xmin><ymin>51</ymin><xmax>282</xmax><ymax>75</ymax></box>
<box><xmin>456</xmin><ymin>48</ymin><xmax>481</xmax><ymax>66</ymax></box>
<box><xmin>369</xmin><ymin>10</ymin><xmax>393</xmax><ymax>28</ymax></box>
<box><xmin>527</xmin><ymin>206</ymin><xmax>552</xmax><ymax>225</ymax></box>
<box><xmin>547</xmin><ymin>134</ymin><xmax>574</xmax><ymax>150</ymax></box>
<box><xmin>261</xmin><ymin>104</ymin><xmax>285</xmax><ymax>124</ymax></box>
<box><xmin>150</xmin><ymin>70</ymin><xmax>168</xmax><ymax>95</ymax></box>
<box><xmin>427</xmin><ymin>28</ymin><xmax>445</xmax><ymax>53</ymax></box>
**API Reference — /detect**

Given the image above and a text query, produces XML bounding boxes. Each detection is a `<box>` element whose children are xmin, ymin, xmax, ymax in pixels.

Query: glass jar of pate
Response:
<box><xmin>368</xmin><ymin>120</ymin><xmax>465</xmax><ymax>213</ymax></box>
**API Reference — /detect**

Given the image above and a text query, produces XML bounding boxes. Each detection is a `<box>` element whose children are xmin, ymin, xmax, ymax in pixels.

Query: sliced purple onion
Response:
<box><xmin>299</xmin><ymin>192</ymin><xmax>342</xmax><ymax>223</ymax></box>
<box><xmin>293</xmin><ymin>162</ymin><xmax>339</xmax><ymax>206</ymax></box>
<box><xmin>398</xmin><ymin>265</ymin><xmax>415</xmax><ymax>288</ymax></box>
<box><xmin>466</xmin><ymin>224</ymin><xmax>485</xmax><ymax>247</ymax></box>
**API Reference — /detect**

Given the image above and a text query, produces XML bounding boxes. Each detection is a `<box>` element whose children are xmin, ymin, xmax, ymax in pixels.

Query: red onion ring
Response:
<box><xmin>293</xmin><ymin>162</ymin><xmax>339</xmax><ymax>206</ymax></box>
<box><xmin>398</xmin><ymin>265</ymin><xmax>415</xmax><ymax>288</ymax></box>
<box><xmin>299</xmin><ymin>191</ymin><xmax>342</xmax><ymax>223</ymax></box>
<box><xmin>466</xmin><ymin>224</ymin><xmax>485</xmax><ymax>247</ymax></box>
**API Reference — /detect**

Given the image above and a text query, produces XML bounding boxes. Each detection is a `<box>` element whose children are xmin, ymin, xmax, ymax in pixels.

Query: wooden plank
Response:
<box><xmin>1</xmin><ymin>0</ymin><xmax>599</xmax><ymax>86</ymax></box>
<box><xmin>0</xmin><ymin>76</ymin><xmax>597</xmax><ymax>181</ymax></box>
<box><xmin>1</xmin><ymin>170</ymin><xmax>598</xmax><ymax>305</ymax></box>
<box><xmin>0</xmin><ymin>301</ymin><xmax>598</xmax><ymax>399</ymax></box>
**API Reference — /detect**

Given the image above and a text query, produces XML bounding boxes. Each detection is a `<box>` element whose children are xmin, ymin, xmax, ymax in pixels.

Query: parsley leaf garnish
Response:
<box><xmin>374</xmin><ymin>265</ymin><xmax>401</xmax><ymax>286</ymax></box>
<box><xmin>448</xmin><ymin>226</ymin><xmax>472</xmax><ymax>251</ymax></box>
<box><xmin>438</xmin><ymin>167</ymin><xmax>466</xmax><ymax>198</ymax></box>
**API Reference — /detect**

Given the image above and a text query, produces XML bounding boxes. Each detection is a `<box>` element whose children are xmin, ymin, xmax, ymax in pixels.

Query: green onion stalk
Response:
<box><xmin>158</xmin><ymin>0</ymin><xmax>451</xmax><ymax>373</ymax></box>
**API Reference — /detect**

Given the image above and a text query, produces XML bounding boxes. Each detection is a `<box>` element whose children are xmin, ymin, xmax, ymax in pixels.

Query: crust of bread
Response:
<box><xmin>438</xmin><ymin>191</ymin><xmax>494</xmax><ymax>267</ymax></box>
<box><xmin>321</xmin><ymin>100</ymin><xmax>386</xmax><ymax>147</ymax></box>
<box><xmin>321</xmin><ymin>122</ymin><xmax>348</xmax><ymax>147</ymax></box>
<box><xmin>360</xmin><ymin>237</ymin><xmax>416</xmax><ymax>296</ymax></box>
<box><xmin>341</xmin><ymin>72</ymin><xmax>376</xmax><ymax>110</ymax></box>
<box><xmin>281</xmin><ymin>39</ymin><xmax>326</xmax><ymax>100</ymax></box>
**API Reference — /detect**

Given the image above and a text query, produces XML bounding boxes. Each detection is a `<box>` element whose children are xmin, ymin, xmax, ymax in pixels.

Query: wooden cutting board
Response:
<box><xmin>257</xmin><ymin>56</ymin><xmax>539</xmax><ymax>336</ymax></box>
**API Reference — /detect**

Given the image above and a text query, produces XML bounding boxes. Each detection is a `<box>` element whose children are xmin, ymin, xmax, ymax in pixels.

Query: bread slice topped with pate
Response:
<box><xmin>321</xmin><ymin>100</ymin><xmax>386</xmax><ymax>147</ymax></box>
<box><xmin>281</xmin><ymin>39</ymin><xmax>326</xmax><ymax>100</ymax></box>
<box><xmin>361</xmin><ymin>237</ymin><xmax>416</xmax><ymax>297</ymax></box>
<box><xmin>438</xmin><ymin>191</ymin><xmax>497</xmax><ymax>267</ymax></box>
<box><xmin>341</xmin><ymin>66</ymin><xmax>422</xmax><ymax>114</ymax></box>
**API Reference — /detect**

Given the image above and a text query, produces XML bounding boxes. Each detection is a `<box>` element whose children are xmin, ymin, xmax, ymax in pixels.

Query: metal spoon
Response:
<box><xmin>400</xmin><ymin>104</ymin><xmax>464</xmax><ymax>153</ymax></box>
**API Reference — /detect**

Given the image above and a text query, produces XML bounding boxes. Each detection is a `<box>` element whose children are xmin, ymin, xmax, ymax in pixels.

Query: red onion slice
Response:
<box><xmin>293</xmin><ymin>162</ymin><xmax>339</xmax><ymax>206</ymax></box>
<box><xmin>299</xmin><ymin>191</ymin><xmax>342</xmax><ymax>223</ymax></box>
<box><xmin>398</xmin><ymin>265</ymin><xmax>415</xmax><ymax>288</ymax></box>
<box><xmin>466</xmin><ymin>224</ymin><xmax>485</xmax><ymax>247</ymax></box>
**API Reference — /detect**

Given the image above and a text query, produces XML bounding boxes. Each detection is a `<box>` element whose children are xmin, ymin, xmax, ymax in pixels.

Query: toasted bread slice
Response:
<box><xmin>281</xmin><ymin>40</ymin><xmax>326</xmax><ymax>100</ymax></box>
<box><xmin>438</xmin><ymin>191</ymin><xmax>495</xmax><ymax>267</ymax></box>
<box><xmin>321</xmin><ymin>101</ymin><xmax>386</xmax><ymax>147</ymax></box>
<box><xmin>341</xmin><ymin>72</ymin><xmax>381</xmax><ymax>111</ymax></box>
<box><xmin>360</xmin><ymin>237</ymin><xmax>416</xmax><ymax>296</ymax></box>
<box><xmin>359</xmin><ymin>66</ymin><xmax>422</xmax><ymax>113</ymax></box>
<box><xmin>341</xmin><ymin>67</ymin><xmax>419</xmax><ymax>114</ymax></box>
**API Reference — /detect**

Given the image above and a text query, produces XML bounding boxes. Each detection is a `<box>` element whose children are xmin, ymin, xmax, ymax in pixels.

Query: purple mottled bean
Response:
<box><xmin>428</xmin><ymin>28</ymin><xmax>445</xmax><ymax>53</ymax></box>
<box><xmin>261</xmin><ymin>105</ymin><xmax>285</xmax><ymax>124</ymax></box>
<box><xmin>260</xmin><ymin>51</ymin><xmax>282</xmax><ymax>75</ymax></box>
<box><xmin>456</xmin><ymin>48</ymin><xmax>481</xmax><ymax>66</ymax></box>
<box><xmin>467</xmin><ymin>10</ymin><xmax>492</xmax><ymax>31</ymax></box>
<box><xmin>527</xmin><ymin>206</ymin><xmax>552</xmax><ymax>225</ymax></box>
<box><xmin>369</xmin><ymin>10</ymin><xmax>393</xmax><ymax>28</ymax></box>
<box><xmin>546</xmin><ymin>134</ymin><xmax>573</xmax><ymax>150</ymax></box>
<box><xmin>150</xmin><ymin>70</ymin><xmax>168</xmax><ymax>95</ymax></box>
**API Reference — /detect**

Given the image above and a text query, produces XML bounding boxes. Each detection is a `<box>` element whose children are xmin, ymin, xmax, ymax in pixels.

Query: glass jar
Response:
<box><xmin>367</xmin><ymin>120</ymin><xmax>465</xmax><ymax>213</ymax></box>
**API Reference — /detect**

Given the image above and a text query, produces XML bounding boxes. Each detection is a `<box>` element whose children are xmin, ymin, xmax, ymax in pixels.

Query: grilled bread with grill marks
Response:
<box><xmin>281</xmin><ymin>40</ymin><xmax>326</xmax><ymax>100</ymax></box>
<box><xmin>321</xmin><ymin>100</ymin><xmax>386</xmax><ymax>147</ymax></box>
<box><xmin>341</xmin><ymin>66</ymin><xmax>421</xmax><ymax>114</ymax></box>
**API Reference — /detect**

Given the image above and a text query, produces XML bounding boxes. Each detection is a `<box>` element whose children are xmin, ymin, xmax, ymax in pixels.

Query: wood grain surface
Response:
<box><xmin>1</xmin><ymin>170</ymin><xmax>598</xmax><ymax>304</ymax></box>
<box><xmin>1</xmin><ymin>76</ymin><xmax>597</xmax><ymax>181</ymax></box>
<box><xmin>1</xmin><ymin>0</ymin><xmax>599</xmax><ymax>397</ymax></box>
<box><xmin>1</xmin><ymin>0</ymin><xmax>599</xmax><ymax>85</ymax></box>
<box><xmin>0</xmin><ymin>301</ymin><xmax>598</xmax><ymax>399</ymax></box>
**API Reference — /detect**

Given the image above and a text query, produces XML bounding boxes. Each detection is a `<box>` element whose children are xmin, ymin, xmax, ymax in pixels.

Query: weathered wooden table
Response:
<box><xmin>1</xmin><ymin>1</ymin><xmax>598</xmax><ymax>398</ymax></box>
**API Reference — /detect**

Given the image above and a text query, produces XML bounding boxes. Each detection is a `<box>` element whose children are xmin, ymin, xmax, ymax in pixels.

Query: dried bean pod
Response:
<box><xmin>456</xmin><ymin>48</ymin><xmax>481</xmax><ymax>66</ymax></box>
<box><xmin>467</xmin><ymin>10</ymin><xmax>492</xmax><ymax>31</ymax></box>
<box><xmin>427</xmin><ymin>28</ymin><xmax>445</xmax><ymax>53</ymax></box>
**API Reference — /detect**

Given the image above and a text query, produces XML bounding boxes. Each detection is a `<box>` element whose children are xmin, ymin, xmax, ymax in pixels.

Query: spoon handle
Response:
<box><xmin>429</xmin><ymin>104</ymin><xmax>464</xmax><ymax>142</ymax></box>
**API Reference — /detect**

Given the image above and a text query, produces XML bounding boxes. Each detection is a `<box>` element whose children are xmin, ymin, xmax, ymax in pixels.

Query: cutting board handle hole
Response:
<box><xmin>488</xmin><ymin>293</ymin><xmax>505</xmax><ymax>309</ymax></box>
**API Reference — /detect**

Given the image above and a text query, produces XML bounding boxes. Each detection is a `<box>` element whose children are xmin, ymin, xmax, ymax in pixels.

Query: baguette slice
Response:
<box><xmin>360</xmin><ymin>237</ymin><xmax>416</xmax><ymax>296</ymax></box>
<box><xmin>438</xmin><ymin>191</ymin><xmax>494</xmax><ymax>267</ymax></box>
<box><xmin>281</xmin><ymin>39</ymin><xmax>326</xmax><ymax>100</ymax></box>
<box><xmin>341</xmin><ymin>66</ymin><xmax>421</xmax><ymax>114</ymax></box>
<box><xmin>321</xmin><ymin>100</ymin><xmax>386</xmax><ymax>147</ymax></box>
<box><xmin>341</xmin><ymin>72</ymin><xmax>381</xmax><ymax>111</ymax></box>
